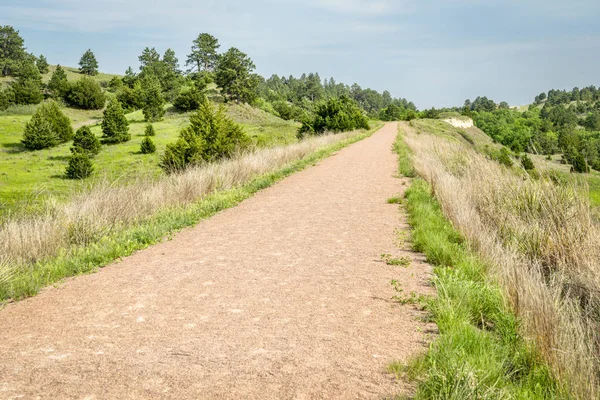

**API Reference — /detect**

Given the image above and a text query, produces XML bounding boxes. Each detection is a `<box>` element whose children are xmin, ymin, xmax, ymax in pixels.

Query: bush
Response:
<box><xmin>36</xmin><ymin>55</ymin><xmax>49</xmax><ymax>74</ymax></box>
<box><xmin>107</xmin><ymin>76</ymin><xmax>123</xmax><ymax>93</ymax></box>
<box><xmin>21</xmin><ymin>101</ymin><xmax>73</xmax><ymax>150</ymax></box>
<box><xmin>521</xmin><ymin>154</ymin><xmax>535</xmax><ymax>170</ymax></box>
<box><xmin>11</xmin><ymin>61</ymin><xmax>43</xmax><ymax>105</ymax></box>
<box><xmin>101</xmin><ymin>99</ymin><xmax>130</xmax><ymax>143</ymax></box>
<box><xmin>572</xmin><ymin>154</ymin><xmax>590</xmax><ymax>173</ymax></box>
<box><xmin>0</xmin><ymin>89</ymin><xmax>12</xmax><ymax>110</ymax></box>
<box><xmin>141</xmin><ymin>74</ymin><xmax>165</xmax><ymax>122</ymax></box>
<box><xmin>66</xmin><ymin>77</ymin><xmax>106</xmax><ymax>110</ymax></box>
<box><xmin>140</xmin><ymin>136</ymin><xmax>156</xmax><ymax>154</ymax></box>
<box><xmin>71</xmin><ymin>126</ymin><xmax>101</xmax><ymax>156</ymax></box>
<box><xmin>116</xmin><ymin>82</ymin><xmax>143</xmax><ymax>113</ymax></box>
<box><xmin>160</xmin><ymin>98</ymin><xmax>249</xmax><ymax>173</ymax></box>
<box><xmin>48</xmin><ymin>65</ymin><xmax>69</xmax><ymax>99</ymax></box>
<box><xmin>298</xmin><ymin>95</ymin><xmax>369</xmax><ymax>138</ymax></box>
<box><xmin>65</xmin><ymin>152</ymin><xmax>93</xmax><ymax>179</ymax></box>
<box><xmin>173</xmin><ymin>88</ymin><xmax>203</xmax><ymax>111</ymax></box>
<box><xmin>145</xmin><ymin>124</ymin><xmax>156</xmax><ymax>136</ymax></box>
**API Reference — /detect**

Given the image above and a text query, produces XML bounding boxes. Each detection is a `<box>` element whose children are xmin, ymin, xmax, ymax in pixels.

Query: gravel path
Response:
<box><xmin>0</xmin><ymin>123</ymin><xmax>433</xmax><ymax>399</ymax></box>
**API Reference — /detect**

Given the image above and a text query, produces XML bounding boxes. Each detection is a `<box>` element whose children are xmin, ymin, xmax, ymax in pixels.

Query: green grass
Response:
<box><xmin>391</xmin><ymin>134</ymin><xmax>567</xmax><ymax>399</ymax></box>
<box><xmin>0</xmin><ymin>122</ymin><xmax>382</xmax><ymax>301</ymax></box>
<box><xmin>0</xmin><ymin>65</ymin><xmax>121</xmax><ymax>90</ymax></box>
<box><xmin>0</xmin><ymin>102</ymin><xmax>299</xmax><ymax>214</ymax></box>
<box><xmin>394</xmin><ymin>126</ymin><xmax>414</xmax><ymax>177</ymax></box>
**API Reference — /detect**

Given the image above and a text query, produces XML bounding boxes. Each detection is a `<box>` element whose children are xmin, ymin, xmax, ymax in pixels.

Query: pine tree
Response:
<box><xmin>79</xmin><ymin>49</ymin><xmax>99</xmax><ymax>76</ymax></box>
<box><xmin>0</xmin><ymin>26</ymin><xmax>27</xmax><ymax>76</ymax></box>
<box><xmin>11</xmin><ymin>59</ymin><xmax>43</xmax><ymax>105</ymax></box>
<box><xmin>48</xmin><ymin>64</ymin><xmax>69</xmax><ymax>98</ymax></box>
<box><xmin>22</xmin><ymin>101</ymin><xmax>73</xmax><ymax>150</ymax></box>
<box><xmin>36</xmin><ymin>54</ymin><xmax>49</xmax><ymax>74</ymax></box>
<box><xmin>65</xmin><ymin>152</ymin><xmax>93</xmax><ymax>179</ymax></box>
<box><xmin>71</xmin><ymin>125</ymin><xmax>101</xmax><ymax>156</ymax></box>
<box><xmin>140</xmin><ymin>73</ymin><xmax>165</xmax><ymax>122</ymax></box>
<box><xmin>145</xmin><ymin>124</ymin><xmax>156</xmax><ymax>136</ymax></box>
<box><xmin>214</xmin><ymin>47</ymin><xmax>259</xmax><ymax>104</ymax></box>
<box><xmin>140</xmin><ymin>136</ymin><xmax>156</xmax><ymax>154</ymax></box>
<box><xmin>66</xmin><ymin>76</ymin><xmax>106</xmax><ymax>109</ymax></box>
<box><xmin>101</xmin><ymin>99</ymin><xmax>130</xmax><ymax>143</ymax></box>
<box><xmin>186</xmin><ymin>33</ymin><xmax>220</xmax><ymax>72</ymax></box>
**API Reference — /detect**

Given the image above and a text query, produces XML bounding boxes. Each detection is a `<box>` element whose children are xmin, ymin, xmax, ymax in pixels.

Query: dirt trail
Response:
<box><xmin>0</xmin><ymin>123</ymin><xmax>433</xmax><ymax>399</ymax></box>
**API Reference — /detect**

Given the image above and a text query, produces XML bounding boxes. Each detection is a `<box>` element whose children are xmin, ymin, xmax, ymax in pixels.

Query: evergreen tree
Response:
<box><xmin>521</xmin><ymin>154</ymin><xmax>535</xmax><ymax>171</ymax></box>
<box><xmin>79</xmin><ymin>49</ymin><xmax>99</xmax><ymax>76</ymax></box>
<box><xmin>11</xmin><ymin>59</ymin><xmax>43</xmax><ymax>105</ymax></box>
<box><xmin>123</xmin><ymin>66</ymin><xmax>137</xmax><ymax>87</ymax></box>
<box><xmin>138</xmin><ymin>47</ymin><xmax>160</xmax><ymax>70</ymax></box>
<box><xmin>186</xmin><ymin>33</ymin><xmax>220</xmax><ymax>72</ymax></box>
<box><xmin>65</xmin><ymin>152</ymin><xmax>94</xmax><ymax>179</ymax></box>
<box><xmin>145</xmin><ymin>124</ymin><xmax>156</xmax><ymax>136</ymax></box>
<box><xmin>101</xmin><ymin>99</ymin><xmax>130</xmax><ymax>143</ymax></box>
<box><xmin>572</xmin><ymin>154</ymin><xmax>589</xmax><ymax>173</ymax></box>
<box><xmin>0</xmin><ymin>89</ymin><xmax>12</xmax><ymax>110</ymax></box>
<box><xmin>0</xmin><ymin>25</ymin><xmax>27</xmax><ymax>76</ymax></box>
<box><xmin>36</xmin><ymin>54</ymin><xmax>49</xmax><ymax>74</ymax></box>
<box><xmin>71</xmin><ymin>125</ymin><xmax>101</xmax><ymax>156</ymax></box>
<box><xmin>22</xmin><ymin>101</ymin><xmax>73</xmax><ymax>150</ymax></box>
<box><xmin>48</xmin><ymin>64</ymin><xmax>69</xmax><ymax>98</ymax></box>
<box><xmin>160</xmin><ymin>98</ymin><xmax>249</xmax><ymax>173</ymax></box>
<box><xmin>140</xmin><ymin>73</ymin><xmax>165</xmax><ymax>122</ymax></box>
<box><xmin>140</xmin><ymin>136</ymin><xmax>156</xmax><ymax>154</ymax></box>
<box><xmin>66</xmin><ymin>76</ymin><xmax>106</xmax><ymax>109</ymax></box>
<box><xmin>214</xmin><ymin>47</ymin><xmax>259</xmax><ymax>104</ymax></box>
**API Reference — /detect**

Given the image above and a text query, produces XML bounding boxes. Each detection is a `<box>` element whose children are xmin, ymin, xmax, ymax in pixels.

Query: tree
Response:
<box><xmin>138</xmin><ymin>47</ymin><xmax>160</xmax><ymax>70</ymax></box>
<box><xmin>572</xmin><ymin>154</ymin><xmax>589</xmax><ymax>173</ymax></box>
<box><xmin>65</xmin><ymin>152</ymin><xmax>93</xmax><ymax>179</ymax></box>
<box><xmin>186</xmin><ymin>33</ymin><xmax>220</xmax><ymax>72</ymax></box>
<box><xmin>214</xmin><ymin>47</ymin><xmax>259</xmax><ymax>104</ymax></box>
<box><xmin>36</xmin><ymin>54</ymin><xmax>49</xmax><ymax>74</ymax></box>
<box><xmin>140</xmin><ymin>136</ymin><xmax>156</xmax><ymax>154</ymax></box>
<box><xmin>116</xmin><ymin>80</ymin><xmax>143</xmax><ymax>113</ymax></box>
<box><xmin>11</xmin><ymin>59</ymin><xmax>43</xmax><ymax>105</ymax></box>
<box><xmin>79</xmin><ymin>49</ymin><xmax>98</xmax><ymax>76</ymax></box>
<box><xmin>0</xmin><ymin>89</ymin><xmax>12</xmax><ymax>110</ymax></box>
<box><xmin>0</xmin><ymin>26</ymin><xmax>27</xmax><ymax>76</ymax></box>
<box><xmin>298</xmin><ymin>95</ymin><xmax>369</xmax><ymax>137</ymax></box>
<box><xmin>160</xmin><ymin>98</ymin><xmax>249</xmax><ymax>173</ymax></box>
<box><xmin>140</xmin><ymin>73</ymin><xmax>165</xmax><ymax>122</ymax></box>
<box><xmin>71</xmin><ymin>125</ymin><xmax>101</xmax><ymax>156</ymax></box>
<box><xmin>173</xmin><ymin>87</ymin><xmax>204</xmax><ymax>111</ymax></box>
<box><xmin>145</xmin><ymin>124</ymin><xmax>156</xmax><ymax>136</ymax></box>
<box><xmin>22</xmin><ymin>101</ymin><xmax>73</xmax><ymax>150</ymax></box>
<box><xmin>48</xmin><ymin>64</ymin><xmax>69</xmax><ymax>98</ymax></box>
<box><xmin>101</xmin><ymin>99</ymin><xmax>130</xmax><ymax>143</ymax></box>
<box><xmin>66</xmin><ymin>76</ymin><xmax>106</xmax><ymax>109</ymax></box>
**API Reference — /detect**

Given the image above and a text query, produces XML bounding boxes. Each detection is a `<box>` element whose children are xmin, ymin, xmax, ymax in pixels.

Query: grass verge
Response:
<box><xmin>391</xmin><ymin>131</ymin><xmax>567</xmax><ymax>399</ymax></box>
<box><xmin>0</xmin><ymin>123</ymin><xmax>383</xmax><ymax>302</ymax></box>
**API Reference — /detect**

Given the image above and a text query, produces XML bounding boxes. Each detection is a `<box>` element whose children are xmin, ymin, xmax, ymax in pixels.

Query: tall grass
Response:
<box><xmin>0</xmin><ymin>127</ymin><xmax>379</xmax><ymax>301</ymax></box>
<box><xmin>401</xmin><ymin>123</ymin><xmax>600</xmax><ymax>398</ymax></box>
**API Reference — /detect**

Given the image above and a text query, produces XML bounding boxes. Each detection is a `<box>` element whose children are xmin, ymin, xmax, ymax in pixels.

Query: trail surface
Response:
<box><xmin>0</xmin><ymin>123</ymin><xmax>432</xmax><ymax>399</ymax></box>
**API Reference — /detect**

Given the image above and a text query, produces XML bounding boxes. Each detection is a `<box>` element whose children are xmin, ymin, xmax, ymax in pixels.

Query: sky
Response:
<box><xmin>1</xmin><ymin>0</ymin><xmax>600</xmax><ymax>109</ymax></box>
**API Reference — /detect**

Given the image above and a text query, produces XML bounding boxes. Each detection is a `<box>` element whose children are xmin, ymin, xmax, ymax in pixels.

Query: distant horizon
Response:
<box><xmin>3</xmin><ymin>0</ymin><xmax>599</xmax><ymax>109</ymax></box>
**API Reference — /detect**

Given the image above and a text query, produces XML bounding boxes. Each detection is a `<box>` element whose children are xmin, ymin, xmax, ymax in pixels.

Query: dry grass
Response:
<box><xmin>401</xmin><ymin>123</ymin><xmax>600</xmax><ymax>399</ymax></box>
<box><xmin>0</xmin><ymin>131</ymin><xmax>358</xmax><ymax>271</ymax></box>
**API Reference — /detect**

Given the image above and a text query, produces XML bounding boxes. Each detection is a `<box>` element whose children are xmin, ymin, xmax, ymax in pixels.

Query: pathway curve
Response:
<box><xmin>0</xmin><ymin>123</ymin><xmax>433</xmax><ymax>399</ymax></box>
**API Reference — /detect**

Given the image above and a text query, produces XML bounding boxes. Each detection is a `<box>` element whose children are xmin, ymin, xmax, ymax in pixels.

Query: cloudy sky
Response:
<box><xmin>2</xmin><ymin>0</ymin><xmax>599</xmax><ymax>108</ymax></box>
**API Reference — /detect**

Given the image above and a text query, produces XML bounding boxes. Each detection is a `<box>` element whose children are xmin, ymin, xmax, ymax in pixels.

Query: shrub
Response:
<box><xmin>141</xmin><ymin>74</ymin><xmax>165</xmax><ymax>122</ymax></box>
<box><xmin>47</xmin><ymin>65</ymin><xmax>69</xmax><ymax>99</ymax></box>
<box><xmin>0</xmin><ymin>89</ymin><xmax>12</xmax><ymax>110</ymax></box>
<box><xmin>11</xmin><ymin>60</ymin><xmax>43</xmax><ymax>105</ymax></box>
<box><xmin>298</xmin><ymin>95</ymin><xmax>369</xmax><ymax>138</ymax></box>
<box><xmin>36</xmin><ymin>55</ymin><xmax>49</xmax><ymax>74</ymax></box>
<box><xmin>66</xmin><ymin>76</ymin><xmax>106</xmax><ymax>110</ymax></box>
<box><xmin>71</xmin><ymin>126</ymin><xmax>101</xmax><ymax>156</ymax></box>
<box><xmin>116</xmin><ymin>82</ymin><xmax>143</xmax><ymax>113</ymax></box>
<box><xmin>101</xmin><ymin>99</ymin><xmax>130</xmax><ymax>143</ymax></box>
<box><xmin>140</xmin><ymin>136</ymin><xmax>156</xmax><ymax>154</ymax></box>
<box><xmin>145</xmin><ymin>124</ymin><xmax>156</xmax><ymax>136</ymax></box>
<box><xmin>160</xmin><ymin>98</ymin><xmax>249</xmax><ymax>173</ymax></box>
<box><xmin>107</xmin><ymin>76</ymin><xmax>123</xmax><ymax>93</ymax></box>
<box><xmin>521</xmin><ymin>154</ymin><xmax>535</xmax><ymax>170</ymax></box>
<box><xmin>173</xmin><ymin>88</ymin><xmax>203</xmax><ymax>111</ymax></box>
<box><xmin>65</xmin><ymin>152</ymin><xmax>93</xmax><ymax>179</ymax></box>
<box><xmin>572</xmin><ymin>154</ymin><xmax>589</xmax><ymax>173</ymax></box>
<box><xmin>21</xmin><ymin>101</ymin><xmax>73</xmax><ymax>150</ymax></box>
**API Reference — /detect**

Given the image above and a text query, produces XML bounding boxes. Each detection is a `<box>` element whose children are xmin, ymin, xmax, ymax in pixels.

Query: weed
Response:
<box><xmin>381</xmin><ymin>253</ymin><xmax>411</xmax><ymax>267</ymax></box>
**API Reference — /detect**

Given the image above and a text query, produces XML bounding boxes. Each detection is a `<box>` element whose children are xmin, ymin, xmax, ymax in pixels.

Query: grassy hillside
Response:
<box><xmin>0</xmin><ymin>65</ymin><xmax>121</xmax><ymax>89</ymax></box>
<box><xmin>0</xmin><ymin>101</ymin><xmax>299</xmax><ymax>214</ymax></box>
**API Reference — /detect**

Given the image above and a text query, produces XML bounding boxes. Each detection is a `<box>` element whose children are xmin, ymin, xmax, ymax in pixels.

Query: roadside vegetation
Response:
<box><xmin>396</xmin><ymin>122</ymin><xmax>600</xmax><ymax>399</ymax></box>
